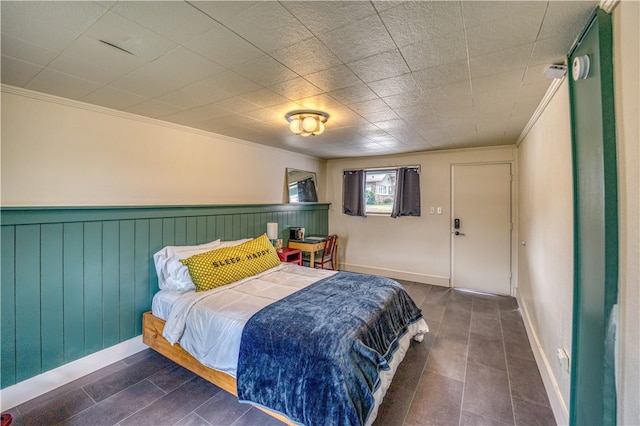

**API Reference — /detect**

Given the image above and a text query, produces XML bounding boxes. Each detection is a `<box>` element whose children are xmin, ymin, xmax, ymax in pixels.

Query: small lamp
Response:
<box><xmin>267</xmin><ymin>222</ymin><xmax>278</xmax><ymax>244</ymax></box>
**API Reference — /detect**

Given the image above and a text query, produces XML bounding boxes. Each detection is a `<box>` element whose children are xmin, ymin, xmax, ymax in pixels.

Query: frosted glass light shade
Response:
<box><xmin>289</xmin><ymin>118</ymin><xmax>301</xmax><ymax>134</ymax></box>
<box><xmin>302</xmin><ymin>116</ymin><xmax>318</xmax><ymax>132</ymax></box>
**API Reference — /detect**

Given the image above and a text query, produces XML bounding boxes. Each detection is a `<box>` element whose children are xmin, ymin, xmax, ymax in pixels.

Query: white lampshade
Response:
<box><xmin>266</xmin><ymin>222</ymin><xmax>278</xmax><ymax>240</ymax></box>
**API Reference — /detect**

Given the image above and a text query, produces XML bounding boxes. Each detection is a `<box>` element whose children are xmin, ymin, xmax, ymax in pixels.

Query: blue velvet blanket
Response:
<box><xmin>236</xmin><ymin>272</ymin><xmax>424</xmax><ymax>426</ymax></box>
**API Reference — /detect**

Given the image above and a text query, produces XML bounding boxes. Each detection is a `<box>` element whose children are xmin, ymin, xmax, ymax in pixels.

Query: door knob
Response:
<box><xmin>454</xmin><ymin>231</ymin><xmax>465</xmax><ymax>236</ymax></box>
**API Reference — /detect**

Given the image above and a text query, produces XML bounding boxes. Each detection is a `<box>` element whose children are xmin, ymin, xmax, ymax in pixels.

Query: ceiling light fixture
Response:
<box><xmin>285</xmin><ymin>110</ymin><xmax>329</xmax><ymax>137</ymax></box>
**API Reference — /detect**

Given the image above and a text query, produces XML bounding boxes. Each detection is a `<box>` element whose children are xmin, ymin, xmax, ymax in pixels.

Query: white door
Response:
<box><xmin>451</xmin><ymin>163</ymin><xmax>512</xmax><ymax>295</ymax></box>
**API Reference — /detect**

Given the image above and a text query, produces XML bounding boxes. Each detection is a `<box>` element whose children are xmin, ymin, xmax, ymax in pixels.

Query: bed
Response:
<box><xmin>143</xmin><ymin>235</ymin><xmax>429</xmax><ymax>426</ymax></box>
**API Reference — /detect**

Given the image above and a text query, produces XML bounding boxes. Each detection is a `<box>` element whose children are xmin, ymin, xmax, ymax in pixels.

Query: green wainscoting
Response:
<box><xmin>0</xmin><ymin>203</ymin><xmax>329</xmax><ymax>388</ymax></box>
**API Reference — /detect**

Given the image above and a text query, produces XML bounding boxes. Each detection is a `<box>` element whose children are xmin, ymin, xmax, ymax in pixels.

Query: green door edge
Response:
<box><xmin>568</xmin><ymin>8</ymin><xmax>619</xmax><ymax>426</ymax></box>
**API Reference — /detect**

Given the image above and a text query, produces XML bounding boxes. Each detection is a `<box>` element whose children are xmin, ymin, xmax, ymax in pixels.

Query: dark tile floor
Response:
<box><xmin>5</xmin><ymin>282</ymin><xmax>556</xmax><ymax>426</ymax></box>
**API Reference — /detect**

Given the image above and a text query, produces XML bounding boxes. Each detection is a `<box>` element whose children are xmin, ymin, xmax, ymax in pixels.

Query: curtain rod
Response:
<box><xmin>343</xmin><ymin>165</ymin><xmax>421</xmax><ymax>173</ymax></box>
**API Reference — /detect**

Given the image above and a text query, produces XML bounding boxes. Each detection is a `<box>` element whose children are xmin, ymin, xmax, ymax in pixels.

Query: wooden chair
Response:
<box><xmin>313</xmin><ymin>234</ymin><xmax>338</xmax><ymax>270</ymax></box>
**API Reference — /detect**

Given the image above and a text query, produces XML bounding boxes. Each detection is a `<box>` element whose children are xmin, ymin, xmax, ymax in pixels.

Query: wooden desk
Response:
<box><xmin>288</xmin><ymin>238</ymin><xmax>326</xmax><ymax>268</ymax></box>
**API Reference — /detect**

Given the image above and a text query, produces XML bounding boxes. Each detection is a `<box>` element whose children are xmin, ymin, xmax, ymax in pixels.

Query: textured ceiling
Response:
<box><xmin>1</xmin><ymin>1</ymin><xmax>597</xmax><ymax>159</ymax></box>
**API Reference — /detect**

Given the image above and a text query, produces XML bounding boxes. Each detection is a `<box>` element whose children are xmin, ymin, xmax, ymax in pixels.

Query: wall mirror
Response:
<box><xmin>287</xmin><ymin>168</ymin><xmax>318</xmax><ymax>203</ymax></box>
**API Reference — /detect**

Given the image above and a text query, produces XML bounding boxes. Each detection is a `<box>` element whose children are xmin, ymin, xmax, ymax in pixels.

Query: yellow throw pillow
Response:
<box><xmin>180</xmin><ymin>233</ymin><xmax>281</xmax><ymax>292</ymax></box>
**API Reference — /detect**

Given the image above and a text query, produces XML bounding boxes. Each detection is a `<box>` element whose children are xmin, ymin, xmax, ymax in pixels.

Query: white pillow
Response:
<box><xmin>154</xmin><ymin>240</ymin><xmax>221</xmax><ymax>292</ymax></box>
<box><xmin>153</xmin><ymin>238</ymin><xmax>253</xmax><ymax>292</ymax></box>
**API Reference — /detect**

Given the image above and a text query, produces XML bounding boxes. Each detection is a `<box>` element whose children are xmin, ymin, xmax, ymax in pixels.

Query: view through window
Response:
<box><xmin>288</xmin><ymin>183</ymin><xmax>299</xmax><ymax>202</ymax></box>
<box><xmin>365</xmin><ymin>170</ymin><xmax>397</xmax><ymax>214</ymax></box>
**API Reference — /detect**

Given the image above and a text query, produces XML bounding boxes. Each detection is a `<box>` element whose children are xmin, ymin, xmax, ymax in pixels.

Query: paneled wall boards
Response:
<box><xmin>1</xmin><ymin>203</ymin><xmax>329</xmax><ymax>389</ymax></box>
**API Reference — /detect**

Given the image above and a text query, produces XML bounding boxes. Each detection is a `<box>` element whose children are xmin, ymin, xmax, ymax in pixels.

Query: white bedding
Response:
<box><xmin>154</xmin><ymin>263</ymin><xmax>337</xmax><ymax>376</ymax></box>
<box><xmin>151</xmin><ymin>263</ymin><xmax>428</xmax><ymax>425</ymax></box>
<box><xmin>151</xmin><ymin>289</ymin><xmax>183</xmax><ymax>321</ymax></box>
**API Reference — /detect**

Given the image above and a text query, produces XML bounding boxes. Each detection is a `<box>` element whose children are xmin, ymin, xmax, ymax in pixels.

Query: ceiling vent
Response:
<box><xmin>544</xmin><ymin>64</ymin><xmax>567</xmax><ymax>79</ymax></box>
<box><xmin>98</xmin><ymin>40</ymin><xmax>135</xmax><ymax>56</ymax></box>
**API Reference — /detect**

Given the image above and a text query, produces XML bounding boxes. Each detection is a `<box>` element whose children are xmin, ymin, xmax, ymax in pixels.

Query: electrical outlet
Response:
<box><xmin>430</xmin><ymin>207</ymin><xmax>435</xmax><ymax>215</ymax></box>
<box><xmin>557</xmin><ymin>348</ymin><xmax>570</xmax><ymax>373</ymax></box>
<box><xmin>437</xmin><ymin>207</ymin><xmax>442</xmax><ymax>215</ymax></box>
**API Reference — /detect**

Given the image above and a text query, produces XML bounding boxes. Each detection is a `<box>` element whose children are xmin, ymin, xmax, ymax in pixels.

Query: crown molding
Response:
<box><xmin>515</xmin><ymin>77</ymin><xmax>565</xmax><ymax>146</ymax></box>
<box><xmin>599</xmin><ymin>0</ymin><xmax>619</xmax><ymax>14</ymax></box>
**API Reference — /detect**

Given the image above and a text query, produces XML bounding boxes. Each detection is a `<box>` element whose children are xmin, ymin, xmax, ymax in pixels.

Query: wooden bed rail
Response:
<box><xmin>142</xmin><ymin>312</ymin><xmax>294</xmax><ymax>425</ymax></box>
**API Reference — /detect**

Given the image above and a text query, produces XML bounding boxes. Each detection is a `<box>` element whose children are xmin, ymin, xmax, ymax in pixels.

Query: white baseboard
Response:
<box><xmin>341</xmin><ymin>263</ymin><xmax>450</xmax><ymax>287</ymax></box>
<box><xmin>517</xmin><ymin>296</ymin><xmax>570</xmax><ymax>425</ymax></box>
<box><xmin>0</xmin><ymin>335</ymin><xmax>147</xmax><ymax>411</ymax></box>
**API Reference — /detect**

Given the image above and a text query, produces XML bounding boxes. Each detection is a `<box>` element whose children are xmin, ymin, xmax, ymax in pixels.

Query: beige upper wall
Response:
<box><xmin>326</xmin><ymin>146</ymin><xmax>516</xmax><ymax>285</ymax></box>
<box><xmin>613</xmin><ymin>2</ymin><xmax>640</xmax><ymax>425</ymax></box>
<box><xmin>516</xmin><ymin>79</ymin><xmax>573</xmax><ymax>422</ymax></box>
<box><xmin>0</xmin><ymin>87</ymin><xmax>325</xmax><ymax>207</ymax></box>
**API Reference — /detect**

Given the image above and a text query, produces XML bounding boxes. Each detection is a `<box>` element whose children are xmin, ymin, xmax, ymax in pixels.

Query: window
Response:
<box><xmin>344</xmin><ymin>167</ymin><xmax>421</xmax><ymax>218</ymax></box>
<box><xmin>288</xmin><ymin>183</ymin><xmax>299</xmax><ymax>202</ymax></box>
<box><xmin>365</xmin><ymin>170</ymin><xmax>397</xmax><ymax>215</ymax></box>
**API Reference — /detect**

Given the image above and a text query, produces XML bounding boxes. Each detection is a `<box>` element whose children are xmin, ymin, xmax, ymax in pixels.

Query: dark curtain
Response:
<box><xmin>342</xmin><ymin>170</ymin><xmax>366</xmax><ymax>217</ymax></box>
<box><xmin>391</xmin><ymin>167</ymin><xmax>421</xmax><ymax>218</ymax></box>
<box><xmin>297</xmin><ymin>178</ymin><xmax>318</xmax><ymax>202</ymax></box>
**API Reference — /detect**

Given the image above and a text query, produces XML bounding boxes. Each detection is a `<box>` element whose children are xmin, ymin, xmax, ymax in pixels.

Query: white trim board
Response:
<box><xmin>342</xmin><ymin>263</ymin><xmax>450</xmax><ymax>287</ymax></box>
<box><xmin>517</xmin><ymin>295</ymin><xmax>570</xmax><ymax>425</ymax></box>
<box><xmin>0</xmin><ymin>336</ymin><xmax>147</xmax><ymax>411</ymax></box>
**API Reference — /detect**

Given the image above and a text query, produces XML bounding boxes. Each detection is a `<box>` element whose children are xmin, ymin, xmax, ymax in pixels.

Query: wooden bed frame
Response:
<box><xmin>142</xmin><ymin>311</ymin><xmax>293</xmax><ymax>425</ymax></box>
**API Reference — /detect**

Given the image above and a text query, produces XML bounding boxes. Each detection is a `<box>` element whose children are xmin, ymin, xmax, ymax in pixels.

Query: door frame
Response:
<box><xmin>450</xmin><ymin>161</ymin><xmax>514</xmax><ymax>296</ymax></box>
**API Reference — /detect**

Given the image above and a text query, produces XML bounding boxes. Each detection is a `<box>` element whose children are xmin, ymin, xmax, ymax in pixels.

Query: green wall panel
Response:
<box><xmin>0</xmin><ymin>203</ymin><xmax>329</xmax><ymax>388</ymax></box>
<box><xmin>15</xmin><ymin>225</ymin><xmax>42</xmax><ymax>382</ymax></box>
<box><xmin>1</xmin><ymin>226</ymin><xmax>16</xmax><ymax>388</ymax></box>
<box><xmin>134</xmin><ymin>220</ymin><xmax>150</xmax><ymax>336</ymax></box>
<box><xmin>102</xmin><ymin>221</ymin><xmax>120</xmax><ymax>348</ymax></box>
<box><xmin>84</xmin><ymin>222</ymin><xmax>103</xmax><ymax>354</ymax></box>
<box><xmin>162</xmin><ymin>218</ymin><xmax>175</xmax><ymax>247</ymax></box>
<box><xmin>63</xmin><ymin>223</ymin><xmax>84</xmax><ymax>362</ymax></box>
<box><xmin>175</xmin><ymin>217</ymin><xmax>187</xmax><ymax>246</ymax></box>
<box><xmin>148</xmin><ymin>219</ymin><xmax>163</xmax><ymax>295</ymax></box>
<box><xmin>40</xmin><ymin>224</ymin><xmax>64</xmax><ymax>372</ymax></box>
<box><xmin>119</xmin><ymin>220</ymin><xmax>136</xmax><ymax>341</ymax></box>
<box><xmin>195</xmin><ymin>216</ymin><xmax>206</xmax><ymax>244</ymax></box>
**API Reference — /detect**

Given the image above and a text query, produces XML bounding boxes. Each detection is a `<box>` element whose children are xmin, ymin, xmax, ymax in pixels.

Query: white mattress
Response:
<box><xmin>151</xmin><ymin>263</ymin><xmax>428</xmax><ymax>425</ymax></box>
